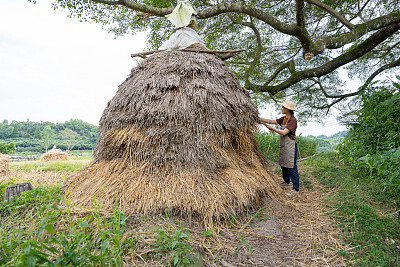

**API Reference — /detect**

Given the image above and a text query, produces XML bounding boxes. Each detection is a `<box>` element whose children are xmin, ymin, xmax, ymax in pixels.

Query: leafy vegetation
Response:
<box><xmin>154</xmin><ymin>228</ymin><xmax>193</xmax><ymax>266</ymax></box>
<box><xmin>0</xmin><ymin>141</ymin><xmax>16</xmax><ymax>154</ymax></box>
<box><xmin>303</xmin><ymin>152</ymin><xmax>400</xmax><ymax>266</ymax></box>
<box><xmin>338</xmin><ymin>78</ymin><xmax>400</xmax><ymax>202</ymax></box>
<box><xmin>0</xmin><ymin>119</ymin><xmax>98</xmax><ymax>153</ymax></box>
<box><xmin>0</xmin><ymin>179</ymin><xmax>200</xmax><ymax>266</ymax></box>
<box><xmin>0</xmin><ymin>184</ymin><xmax>128</xmax><ymax>266</ymax></box>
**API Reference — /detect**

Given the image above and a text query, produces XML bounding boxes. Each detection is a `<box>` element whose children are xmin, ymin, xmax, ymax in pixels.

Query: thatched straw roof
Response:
<box><xmin>0</xmin><ymin>153</ymin><xmax>11</xmax><ymax>176</ymax></box>
<box><xmin>41</xmin><ymin>146</ymin><xmax>68</xmax><ymax>162</ymax></box>
<box><xmin>63</xmin><ymin>51</ymin><xmax>281</xmax><ymax>226</ymax></box>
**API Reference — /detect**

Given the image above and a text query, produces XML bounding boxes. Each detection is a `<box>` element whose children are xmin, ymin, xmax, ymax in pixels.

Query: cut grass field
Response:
<box><xmin>10</xmin><ymin>159</ymin><xmax>92</xmax><ymax>173</ymax></box>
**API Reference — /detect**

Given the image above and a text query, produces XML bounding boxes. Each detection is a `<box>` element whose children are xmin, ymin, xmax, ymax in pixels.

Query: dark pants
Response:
<box><xmin>281</xmin><ymin>143</ymin><xmax>299</xmax><ymax>191</ymax></box>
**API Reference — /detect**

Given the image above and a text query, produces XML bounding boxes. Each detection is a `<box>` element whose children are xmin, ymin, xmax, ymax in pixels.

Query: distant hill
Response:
<box><xmin>0</xmin><ymin>119</ymin><xmax>98</xmax><ymax>153</ymax></box>
<box><xmin>308</xmin><ymin>131</ymin><xmax>348</xmax><ymax>152</ymax></box>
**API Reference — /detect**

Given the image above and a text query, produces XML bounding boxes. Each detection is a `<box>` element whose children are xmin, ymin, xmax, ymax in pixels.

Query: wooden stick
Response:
<box><xmin>181</xmin><ymin>48</ymin><xmax>245</xmax><ymax>54</ymax></box>
<box><xmin>130</xmin><ymin>48</ymin><xmax>245</xmax><ymax>58</ymax></box>
<box><xmin>130</xmin><ymin>49</ymin><xmax>165</xmax><ymax>58</ymax></box>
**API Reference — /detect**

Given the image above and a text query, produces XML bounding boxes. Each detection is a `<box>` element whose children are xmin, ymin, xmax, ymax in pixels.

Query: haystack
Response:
<box><xmin>0</xmin><ymin>153</ymin><xmax>11</xmax><ymax>176</ymax></box>
<box><xmin>41</xmin><ymin>146</ymin><xmax>68</xmax><ymax>162</ymax></box>
<box><xmin>63</xmin><ymin>51</ymin><xmax>281</xmax><ymax>225</ymax></box>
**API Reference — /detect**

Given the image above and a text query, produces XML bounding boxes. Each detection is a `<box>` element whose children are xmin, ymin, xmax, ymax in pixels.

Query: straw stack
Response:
<box><xmin>40</xmin><ymin>146</ymin><xmax>68</xmax><ymax>162</ymax></box>
<box><xmin>0</xmin><ymin>153</ymin><xmax>11</xmax><ymax>176</ymax></box>
<box><xmin>63</xmin><ymin>51</ymin><xmax>281</xmax><ymax>226</ymax></box>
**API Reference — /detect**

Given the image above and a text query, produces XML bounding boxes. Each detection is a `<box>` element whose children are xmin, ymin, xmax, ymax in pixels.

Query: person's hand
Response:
<box><xmin>266</xmin><ymin>125</ymin><xmax>274</xmax><ymax>131</ymax></box>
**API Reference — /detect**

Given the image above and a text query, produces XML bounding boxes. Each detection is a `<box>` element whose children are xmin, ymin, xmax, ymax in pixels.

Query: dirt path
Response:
<box><xmin>205</xmin><ymin>164</ymin><xmax>346</xmax><ymax>266</ymax></box>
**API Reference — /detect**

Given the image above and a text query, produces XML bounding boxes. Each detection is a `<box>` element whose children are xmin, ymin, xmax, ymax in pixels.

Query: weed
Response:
<box><xmin>154</xmin><ymin>228</ymin><xmax>193</xmax><ymax>266</ymax></box>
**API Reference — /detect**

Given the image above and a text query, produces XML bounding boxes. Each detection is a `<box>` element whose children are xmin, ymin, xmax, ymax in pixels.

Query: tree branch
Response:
<box><xmin>227</xmin><ymin>15</ymin><xmax>263</xmax><ymax>80</ymax></box>
<box><xmin>246</xmin><ymin>60</ymin><xmax>295</xmax><ymax>91</ymax></box>
<box><xmin>89</xmin><ymin>1</ymin><xmax>399</xmax><ymax>64</ymax></box>
<box><xmin>296</xmin><ymin>0</ymin><xmax>305</xmax><ymax>28</ymax></box>
<box><xmin>90</xmin><ymin>0</ymin><xmax>173</xmax><ymax>16</ymax></box>
<box><xmin>305</xmin><ymin>0</ymin><xmax>355</xmax><ymax>30</ymax></box>
<box><xmin>248</xmin><ymin>23</ymin><xmax>400</xmax><ymax>94</ymax></box>
<box><xmin>310</xmin><ymin>57</ymin><xmax>400</xmax><ymax>109</ymax></box>
<box><xmin>295</xmin><ymin>0</ymin><xmax>314</xmax><ymax>60</ymax></box>
<box><xmin>197</xmin><ymin>3</ymin><xmax>299</xmax><ymax>36</ymax></box>
<box><xmin>313</xmin><ymin>12</ymin><xmax>400</xmax><ymax>55</ymax></box>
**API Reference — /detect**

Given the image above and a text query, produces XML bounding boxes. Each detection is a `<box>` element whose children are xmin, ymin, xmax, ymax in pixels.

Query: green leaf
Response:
<box><xmin>45</xmin><ymin>224</ymin><xmax>55</xmax><ymax>235</ymax></box>
<box><xmin>101</xmin><ymin>239</ymin><xmax>110</xmax><ymax>254</ymax></box>
<box><xmin>173</xmin><ymin>255</ymin><xmax>179</xmax><ymax>266</ymax></box>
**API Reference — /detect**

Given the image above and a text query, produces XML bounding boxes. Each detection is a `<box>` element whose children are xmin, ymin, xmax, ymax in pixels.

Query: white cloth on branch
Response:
<box><xmin>159</xmin><ymin>27</ymin><xmax>204</xmax><ymax>50</ymax></box>
<box><xmin>165</xmin><ymin>0</ymin><xmax>197</xmax><ymax>28</ymax></box>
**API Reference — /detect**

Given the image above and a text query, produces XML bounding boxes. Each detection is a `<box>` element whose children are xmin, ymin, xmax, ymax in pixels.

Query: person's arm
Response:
<box><xmin>259</xmin><ymin>117</ymin><xmax>278</xmax><ymax>125</ymax></box>
<box><xmin>266</xmin><ymin>125</ymin><xmax>290</xmax><ymax>136</ymax></box>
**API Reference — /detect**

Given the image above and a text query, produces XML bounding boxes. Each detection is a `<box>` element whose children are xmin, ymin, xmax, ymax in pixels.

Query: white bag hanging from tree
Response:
<box><xmin>159</xmin><ymin>1</ymin><xmax>205</xmax><ymax>50</ymax></box>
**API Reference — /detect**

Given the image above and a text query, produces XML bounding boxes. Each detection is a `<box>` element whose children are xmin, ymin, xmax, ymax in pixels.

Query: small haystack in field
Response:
<box><xmin>0</xmin><ymin>153</ymin><xmax>11</xmax><ymax>176</ymax></box>
<box><xmin>63</xmin><ymin>51</ymin><xmax>281</xmax><ymax>226</ymax></box>
<box><xmin>41</xmin><ymin>146</ymin><xmax>68</xmax><ymax>162</ymax></box>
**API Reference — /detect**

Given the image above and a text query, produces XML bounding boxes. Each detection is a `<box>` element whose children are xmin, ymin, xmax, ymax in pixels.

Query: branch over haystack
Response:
<box><xmin>62</xmin><ymin>51</ymin><xmax>280</xmax><ymax>226</ymax></box>
<box><xmin>44</xmin><ymin>0</ymin><xmax>400</xmax><ymax>114</ymax></box>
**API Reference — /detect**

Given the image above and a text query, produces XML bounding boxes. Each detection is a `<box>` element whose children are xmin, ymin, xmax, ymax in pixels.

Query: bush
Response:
<box><xmin>338</xmin><ymin>78</ymin><xmax>400</xmax><ymax>202</ymax></box>
<box><xmin>0</xmin><ymin>141</ymin><xmax>16</xmax><ymax>154</ymax></box>
<box><xmin>355</xmin><ymin>148</ymin><xmax>400</xmax><ymax>200</ymax></box>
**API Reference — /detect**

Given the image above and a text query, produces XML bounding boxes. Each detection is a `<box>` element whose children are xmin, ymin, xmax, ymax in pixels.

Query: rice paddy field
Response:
<box><xmin>0</xmin><ymin>154</ymin><xmax>398</xmax><ymax>266</ymax></box>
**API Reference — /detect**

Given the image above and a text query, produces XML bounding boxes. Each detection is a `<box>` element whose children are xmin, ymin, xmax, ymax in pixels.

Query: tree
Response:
<box><xmin>11</xmin><ymin>124</ymin><xmax>19</xmax><ymax>138</ymax></box>
<box><xmin>0</xmin><ymin>141</ymin><xmax>16</xmax><ymax>154</ymax></box>
<box><xmin>34</xmin><ymin>125</ymin><xmax>42</xmax><ymax>139</ymax></box>
<box><xmin>30</xmin><ymin>0</ymin><xmax>400</xmax><ymax>118</ymax></box>
<box><xmin>59</xmin><ymin>128</ymin><xmax>79</xmax><ymax>152</ymax></box>
<box><xmin>41</xmin><ymin>126</ymin><xmax>56</xmax><ymax>152</ymax></box>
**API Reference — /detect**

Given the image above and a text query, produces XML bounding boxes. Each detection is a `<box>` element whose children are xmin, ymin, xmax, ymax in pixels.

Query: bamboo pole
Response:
<box><xmin>131</xmin><ymin>49</ymin><xmax>245</xmax><ymax>58</ymax></box>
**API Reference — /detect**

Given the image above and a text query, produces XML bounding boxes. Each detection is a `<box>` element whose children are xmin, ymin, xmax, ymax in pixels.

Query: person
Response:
<box><xmin>259</xmin><ymin>100</ymin><xmax>300</xmax><ymax>196</ymax></box>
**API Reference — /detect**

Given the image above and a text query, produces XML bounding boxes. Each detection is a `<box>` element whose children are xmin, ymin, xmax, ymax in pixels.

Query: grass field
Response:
<box><xmin>1</xmin><ymin>154</ymin><xmax>399</xmax><ymax>266</ymax></box>
<box><xmin>303</xmin><ymin>152</ymin><xmax>400</xmax><ymax>266</ymax></box>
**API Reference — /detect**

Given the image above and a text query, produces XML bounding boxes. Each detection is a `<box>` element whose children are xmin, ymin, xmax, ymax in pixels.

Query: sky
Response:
<box><xmin>0</xmin><ymin>0</ymin><xmax>347</xmax><ymax>137</ymax></box>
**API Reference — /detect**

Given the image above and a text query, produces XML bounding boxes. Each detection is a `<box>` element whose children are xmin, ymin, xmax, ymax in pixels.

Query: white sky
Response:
<box><xmin>0</xmin><ymin>0</ymin><xmax>348</xmax><ymax>137</ymax></box>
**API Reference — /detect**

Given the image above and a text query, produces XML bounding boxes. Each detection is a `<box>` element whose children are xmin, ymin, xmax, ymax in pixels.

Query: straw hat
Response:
<box><xmin>278</xmin><ymin>100</ymin><xmax>298</xmax><ymax>111</ymax></box>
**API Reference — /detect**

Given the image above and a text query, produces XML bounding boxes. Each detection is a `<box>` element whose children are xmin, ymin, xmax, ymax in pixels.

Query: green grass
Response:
<box><xmin>0</xmin><ymin>182</ymin><xmax>196</xmax><ymax>266</ymax></box>
<box><xmin>10</xmin><ymin>159</ymin><xmax>92</xmax><ymax>172</ymax></box>
<box><xmin>255</xmin><ymin>132</ymin><xmax>317</xmax><ymax>162</ymax></box>
<box><xmin>303</xmin><ymin>152</ymin><xmax>400</xmax><ymax>266</ymax></box>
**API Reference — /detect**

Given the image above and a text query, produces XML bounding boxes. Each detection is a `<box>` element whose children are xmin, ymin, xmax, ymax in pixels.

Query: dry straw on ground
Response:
<box><xmin>63</xmin><ymin>50</ymin><xmax>281</xmax><ymax>227</ymax></box>
<box><xmin>0</xmin><ymin>153</ymin><xmax>11</xmax><ymax>176</ymax></box>
<box><xmin>41</xmin><ymin>146</ymin><xmax>68</xmax><ymax>162</ymax></box>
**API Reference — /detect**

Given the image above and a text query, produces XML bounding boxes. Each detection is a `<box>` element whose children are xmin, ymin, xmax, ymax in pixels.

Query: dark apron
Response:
<box><xmin>278</xmin><ymin>124</ymin><xmax>296</xmax><ymax>168</ymax></box>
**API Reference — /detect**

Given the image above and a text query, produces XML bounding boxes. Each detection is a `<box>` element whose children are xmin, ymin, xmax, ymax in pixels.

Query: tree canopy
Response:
<box><xmin>32</xmin><ymin>0</ymin><xmax>400</xmax><ymax>118</ymax></box>
<box><xmin>0</xmin><ymin>119</ymin><xmax>98</xmax><ymax>152</ymax></box>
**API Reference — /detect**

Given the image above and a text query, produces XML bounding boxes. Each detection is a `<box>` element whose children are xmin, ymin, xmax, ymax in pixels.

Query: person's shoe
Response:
<box><xmin>279</xmin><ymin>182</ymin><xmax>291</xmax><ymax>188</ymax></box>
<box><xmin>286</xmin><ymin>189</ymin><xmax>299</xmax><ymax>197</ymax></box>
